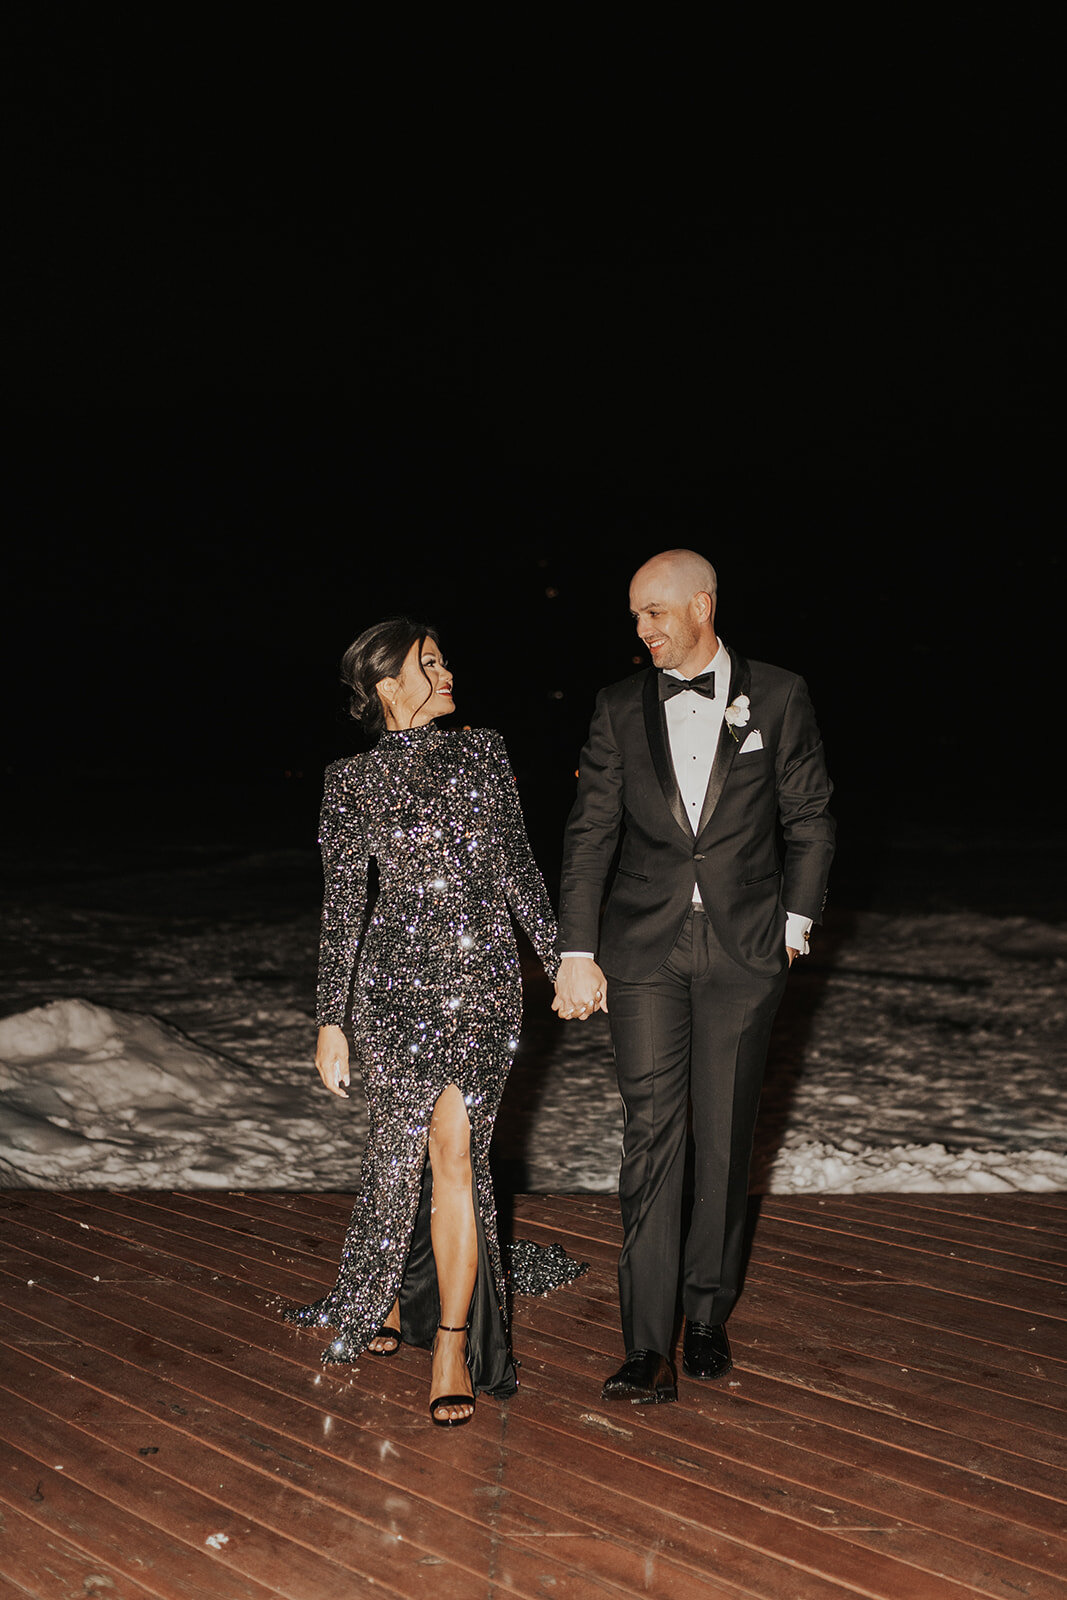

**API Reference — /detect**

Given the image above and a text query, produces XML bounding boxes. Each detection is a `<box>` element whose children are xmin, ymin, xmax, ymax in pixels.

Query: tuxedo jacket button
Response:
<box><xmin>693</xmin><ymin>853</ymin><xmax>705</xmax><ymax>861</ymax></box>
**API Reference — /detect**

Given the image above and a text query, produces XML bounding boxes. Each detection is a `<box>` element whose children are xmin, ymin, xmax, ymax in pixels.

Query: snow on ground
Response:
<box><xmin>0</xmin><ymin>998</ymin><xmax>335</xmax><ymax>1189</ymax></box>
<box><xmin>0</xmin><ymin>847</ymin><xmax>1065</xmax><ymax>1193</ymax></box>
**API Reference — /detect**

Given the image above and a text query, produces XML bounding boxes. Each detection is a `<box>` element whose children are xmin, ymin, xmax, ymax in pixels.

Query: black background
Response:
<box><xmin>5</xmin><ymin>13</ymin><xmax>1061</xmax><ymax>910</ymax></box>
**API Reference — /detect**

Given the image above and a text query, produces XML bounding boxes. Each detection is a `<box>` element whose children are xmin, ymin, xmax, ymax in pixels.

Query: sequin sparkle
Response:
<box><xmin>282</xmin><ymin>725</ymin><xmax>569</xmax><ymax>1380</ymax></box>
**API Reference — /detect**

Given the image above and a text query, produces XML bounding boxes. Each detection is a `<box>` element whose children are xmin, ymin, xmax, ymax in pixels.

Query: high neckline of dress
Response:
<box><xmin>378</xmin><ymin>724</ymin><xmax>443</xmax><ymax>748</ymax></box>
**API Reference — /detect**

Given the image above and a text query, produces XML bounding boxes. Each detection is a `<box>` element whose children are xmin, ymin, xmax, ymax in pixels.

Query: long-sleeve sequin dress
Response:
<box><xmin>283</xmin><ymin>724</ymin><xmax>560</xmax><ymax>1395</ymax></box>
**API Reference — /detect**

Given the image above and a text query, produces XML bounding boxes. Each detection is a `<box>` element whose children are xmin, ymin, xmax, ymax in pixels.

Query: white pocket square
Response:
<box><xmin>739</xmin><ymin>729</ymin><xmax>763</xmax><ymax>753</ymax></box>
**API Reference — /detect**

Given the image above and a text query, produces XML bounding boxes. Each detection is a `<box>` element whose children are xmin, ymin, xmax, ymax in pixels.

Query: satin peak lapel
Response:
<box><xmin>695</xmin><ymin>653</ymin><xmax>752</xmax><ymax>839</ymax></box>
<box><xmin>641</xmin><ymin>671</ymin><xmax>690</xmax><ymax>839</ymax></box>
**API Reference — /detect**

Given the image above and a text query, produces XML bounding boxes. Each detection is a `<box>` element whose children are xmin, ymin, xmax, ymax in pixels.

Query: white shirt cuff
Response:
<box><xmin>560</xmin><ymin>952</ymin><xmax>596</xmax><ymax>961</ymax></box>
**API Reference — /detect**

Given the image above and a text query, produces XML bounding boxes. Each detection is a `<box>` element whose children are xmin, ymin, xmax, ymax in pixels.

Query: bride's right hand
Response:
<box><xmin>315</xmin><ymin>1025</ymin><xmax>350</xmax><ymax>1097</ymax></box>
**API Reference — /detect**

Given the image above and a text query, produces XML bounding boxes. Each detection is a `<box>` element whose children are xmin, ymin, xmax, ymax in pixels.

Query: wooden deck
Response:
<box><xmin>0</xmin><ymin>1188</ymin><xmax>1065</xmax><ymax>1600</ymax></box>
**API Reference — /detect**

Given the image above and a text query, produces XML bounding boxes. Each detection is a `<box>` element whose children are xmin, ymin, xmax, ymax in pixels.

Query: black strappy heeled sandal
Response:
<box><xmin>428</xmin><ymin>1323</ymin><xmax>475</xmax><ymax>1427</ymax></box>
<box><xmin>369</xmin><ymin>1323</ymin><xmax>402</xmax><ymax>1356</ymax></box>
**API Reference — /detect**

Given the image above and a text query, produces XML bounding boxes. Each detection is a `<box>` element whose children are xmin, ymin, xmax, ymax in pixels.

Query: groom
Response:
<box><xmin>554</xmin><ymin>549</ymin><xmax>835</xmax><ymax>1403</ymax></box>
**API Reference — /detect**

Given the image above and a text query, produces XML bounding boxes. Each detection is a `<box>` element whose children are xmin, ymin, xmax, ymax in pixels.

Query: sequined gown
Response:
<box><xmin>284</xmin><ymin>724</ymin><xmax>560</xmax><ymax>1395</ymax></box>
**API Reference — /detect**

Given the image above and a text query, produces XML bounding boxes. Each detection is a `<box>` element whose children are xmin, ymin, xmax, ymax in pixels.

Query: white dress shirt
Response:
<box><xmin>562</xmin><ymin>643</ymin><xmax>812</xmax><ymax>958</ymax></box>
<box><xmin>664</xmin><ymin>647</ymin><xmax>727</xmax><ymax>850</ymax></box>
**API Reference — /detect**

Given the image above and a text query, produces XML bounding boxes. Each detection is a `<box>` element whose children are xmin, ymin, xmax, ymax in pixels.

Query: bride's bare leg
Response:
<box><xmin>428</xmin><ymin>1083</ymin><xmax>477</xmax><ymax>1421</ymax></box>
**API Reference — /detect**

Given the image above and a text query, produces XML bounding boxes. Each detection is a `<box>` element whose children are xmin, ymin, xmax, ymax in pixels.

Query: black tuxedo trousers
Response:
<box><xmin>607</xmin><ymin>905</ymin><xmax>788</xmax><ymax>1353</ymax></box>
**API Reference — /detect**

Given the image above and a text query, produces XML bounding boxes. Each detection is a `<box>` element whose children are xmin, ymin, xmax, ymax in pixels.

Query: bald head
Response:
<box><xmin>631</xmin><ymin>549</ymin><xmax>717</xmax><ymax>605</ymax></box>
<box><xmin>629</xmin><ymin>549</ymin><xmax>719</xmax><ymax>676</ymax></box>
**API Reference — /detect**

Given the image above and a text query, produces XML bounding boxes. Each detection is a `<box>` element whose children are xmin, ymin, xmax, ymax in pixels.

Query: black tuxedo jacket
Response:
<box><xmin>559</xmin><ymin>648</ymin><xmax>835</xmax><ymax>982</ymax></box>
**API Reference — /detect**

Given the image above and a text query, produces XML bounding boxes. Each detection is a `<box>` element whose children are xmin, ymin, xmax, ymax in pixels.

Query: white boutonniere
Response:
<box><xmin>724</xmin><ymin>694</ymin><xmax>751</xmax><ymax>741</ymax></box>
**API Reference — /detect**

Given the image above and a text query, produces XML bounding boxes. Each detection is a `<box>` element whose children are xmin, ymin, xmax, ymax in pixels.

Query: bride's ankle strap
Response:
<box><xmin>437</xmin><ymin>1323</ymin><xmax>468</xmax><ymax>1332</ymax></box>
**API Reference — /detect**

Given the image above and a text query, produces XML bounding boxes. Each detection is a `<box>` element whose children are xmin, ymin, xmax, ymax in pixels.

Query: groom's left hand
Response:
<box><xmin>553</xmin><ymin>956</ymin><xmax>607</xmax><ymax>1019</ymax></box>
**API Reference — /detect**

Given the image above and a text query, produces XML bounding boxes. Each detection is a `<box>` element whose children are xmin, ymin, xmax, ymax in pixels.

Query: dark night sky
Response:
<box><xmin>5</xmin><ymin>15</ymin><xmax>1061</xmax><ymax>894</ymax></box>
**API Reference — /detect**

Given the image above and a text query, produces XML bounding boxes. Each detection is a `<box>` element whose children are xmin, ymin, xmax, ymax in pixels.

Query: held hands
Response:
<box><xmin>552</xmin><ymin>956</ymin><xmax>608</xmax><ymax>1021</ymax></box>
<box><xmin>316</xmin><ymin>1025</ymin><xmax>351</xmax><ymax>1097</ymax></box>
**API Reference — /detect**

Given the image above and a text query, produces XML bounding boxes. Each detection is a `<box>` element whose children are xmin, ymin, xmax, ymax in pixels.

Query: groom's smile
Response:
<box><xmin>628</xmin><ymin>552</ymin><xmax>720</xmax><ymax>679</ymax></box>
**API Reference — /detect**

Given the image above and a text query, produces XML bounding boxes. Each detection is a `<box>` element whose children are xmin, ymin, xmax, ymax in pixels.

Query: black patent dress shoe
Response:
<box><xmin>682</xmin><ymin>1320</ymin><xmax>733</xmax><ymax>1380</ymax></box>
<box><xmin>601</xmin><ymin>1349</ymin><xmax>677</xmax><ymax>1404</ymax></box>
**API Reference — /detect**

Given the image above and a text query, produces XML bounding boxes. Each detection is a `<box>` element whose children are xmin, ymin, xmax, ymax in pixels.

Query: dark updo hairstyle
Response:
<box><xmin>340</xmin><ymin>616</ymin><xmax>441</xmax><ymax>736</ymax></box>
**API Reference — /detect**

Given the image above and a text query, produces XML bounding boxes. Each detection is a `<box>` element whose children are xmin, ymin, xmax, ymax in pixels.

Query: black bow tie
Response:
<box><xmin>659</xmin><ymin>670</ymin><xmax>716</xmax><ymax>701</ymax></box>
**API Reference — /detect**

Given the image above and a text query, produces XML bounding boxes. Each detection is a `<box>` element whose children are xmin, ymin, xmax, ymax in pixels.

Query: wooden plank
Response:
<box><xmin>0</xmin><ymin>1247</ymin><xmax>860</xmax><ymax>1599</ymax></box>
<box><xmin>0</xmin><ymin>1267</ymin><xmax>790</xmax><ymax>1593</ymax></box>
<box><xmin>0</xmin><ymin>1388</ymin><xmax>406</xmax><ymax>1600</ymax></box>
<box><xmin>745</xmin><ymin>1251</ymin><xmax>1067</xmax><ymax>1367</ymax></box>
<box><xmin>731</xmin><ymin>1287</ymin><xmax>1067</xmax><ymax>1448</ymax></box>
<box><xmin>0</xmin><ymin>1580</ymin><xmax>33</xmax><ymax>1600</ymax></box>
<box><xmin>7</xmin><ymin>1190</ymin><xmax>612</xmax><ymax>1355</ymax></box>
<box><xmin>0</xmin><ymin>1438</ymin><xmax>281</xmax><ymax>1600</ymax></box>
<box><xmin>0</xmin><ymin>1233</ymin><xmax>993</xmax><ymax>1600</ymax></box>
<box><xmin>0</xmin><ymin>1574</ymin><xmax>49</xmax><ymax>1600</ymax></box>
<box><xmin>0</xmin><ymin>1301</ymin><xmax>718</xmax><ymax>1600</ymax></box>
<box><xmin>4</xmin><ymin>1189</ymin><xmax>1065</xmax><ymax>1600</ymax></box>
<box><xmin>733</xmin><ymin>1322</ymin><xmax>1067</xmax><ymax>1470</ymax></box>
<box><xmin>0</xmin><ymin>1496</ymin><xmax>163</xmax><ymax>1600</ymax></box>
<box><xmin>0</xmin><ymin>1224</ymin><xmax>916</xmax><ymax>1599</ymax></box>
<box><xmin>779</xmin><ymin>1196</ymin><xmax>1067</xmax><ymax>1271</ymax></box>
<box><xmin>511</xmin><ymin>1209</ymin><xmax>620</xmax><ymax>1267</ymax></box>
<box><xmin>0</xmin><ymin>1193</ymin><xmax>333</xmax><ymax>1306</ymax></box>
<box><xmin>749</xmin><ymin>1217</ymin><xmax>1067</xmax><ymax>1318</ymax></box>
<box><xmin>0</xmin><ymin>1577</ymin><xmax>38</xmax><ymax>1600</ymax></box>
<box><xmin>766</xmin><ymin>1196</ymin><xmax>1067</xmax><ymax>1280</ymax></box>
<box><xmin>511</xmin><ymin>1328</ymin><xmax>1067</xmax><ymax>1598</ymax></box>
<box><xmin>13</xmin><ymin>1193</ymin><xmax>1067</xmax><ymax>1507</ymax></box>
<box><xmin>7</xmin><ymin>1191</ymin><xmax>1066</xmax><ymax>1443</ymax></box>
<box><xmin>893</xmin><ymin>1194</ymin><xmax>1067</xmax><ymax>1230</ymax></box>
<box><xmin>28</xmin><ymin>1190</ymin><xmax>336</xmax><ymax>1281</ymax></box>
<box><xmin>524</xmin><ymin>1254</ymin><xmax>1067</xmax><ymax>1441</ymax></box>
<box><xmin>123</xmin><ymin>1190</ymin><xmax>351</xmax><ymax>1259</ymax></box>
<box><xmin>496</xmin><ymin>1374</ymin><xmax>1026</xmax><ymax>1599</ymax></box>
<box><xmin>733</xmin><ymin>1275</ymin><xmax>1067</xmax><ymax>1413</ymax></box>
<box><xmin>513</xmin><ymin>1192</ymin><xmax>624</xmax><ymax>1251</ymax></box>
<box><xmin>174</xmin><ymin>1190</ymin><xmax>357</xmax><ymax>1236</ymax></box>
<box><xmin>514</xmin><ymin>1308</ymin><xmax>1067</xmax><ymax>1531</ymax></box>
